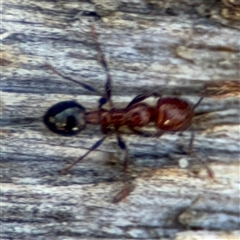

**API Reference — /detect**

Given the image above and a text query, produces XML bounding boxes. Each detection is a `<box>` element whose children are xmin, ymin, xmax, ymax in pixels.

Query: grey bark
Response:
<box><xmin>1</xmin><ymin>0</ymin><xmax>239</xmax><ymax>239</ymax></box>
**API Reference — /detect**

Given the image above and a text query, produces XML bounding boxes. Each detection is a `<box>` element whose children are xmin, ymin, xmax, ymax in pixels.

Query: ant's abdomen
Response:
<box><xmin>156</xmin><ymin>98</ymin><xmax>194</xmax><ymax>131</ymax></box>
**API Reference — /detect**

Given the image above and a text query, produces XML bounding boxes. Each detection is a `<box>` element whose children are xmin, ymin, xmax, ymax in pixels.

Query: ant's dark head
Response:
<box><xmin>43</xmin><ymin>101</ymin><xmax>86</xmax><ymax>136</ymax></box>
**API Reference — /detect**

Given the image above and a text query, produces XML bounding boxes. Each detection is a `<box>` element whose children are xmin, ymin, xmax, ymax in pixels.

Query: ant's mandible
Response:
<box><xmin>43</xmin><ymin>26</ymin><xmax>213</xmax><ymax>178</ymax></box>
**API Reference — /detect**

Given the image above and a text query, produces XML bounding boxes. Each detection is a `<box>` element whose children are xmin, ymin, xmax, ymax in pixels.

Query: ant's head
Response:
<box><xmin>43</xmin><ymin>101</ymin><xmax>86</xmax><ymax>136</ymax></box>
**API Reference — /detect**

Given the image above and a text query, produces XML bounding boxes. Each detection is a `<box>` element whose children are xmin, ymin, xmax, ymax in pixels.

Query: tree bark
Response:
<box><xmin>1</xmin><ymin>0</ymin><xmax>239</xmax><ymax>239</ymax></box>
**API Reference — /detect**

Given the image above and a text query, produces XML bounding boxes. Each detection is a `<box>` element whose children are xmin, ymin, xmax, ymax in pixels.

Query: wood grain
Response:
<box><xmin>1</xmin><ymin>0</ymin><xmax>239</xmax><ymax>239</ymax></box>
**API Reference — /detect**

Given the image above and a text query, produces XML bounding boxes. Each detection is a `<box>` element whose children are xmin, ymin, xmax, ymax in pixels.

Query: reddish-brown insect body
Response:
<box><xmin>85</xmin><ymin>102</ymin><xmax>154</xmax><ymax>133</ymax></box>
<box><xmin>156</xmin><ymin>98</ymin><xmax>194</xmax><ymax>131</ymax></box>
<box><xmin>85</xmin><ymin>98</ymin><xmax>194</xmax><ymax>133</ymax></box>
<box><xmin>43</xmin><ymin>26</ymin><xmax>212</xmax><ymax>202</ymax></box>
<box><xmin>43</xmin><ymin>87</ymin><xmax>204</xmax><ymax>176</ymax></box>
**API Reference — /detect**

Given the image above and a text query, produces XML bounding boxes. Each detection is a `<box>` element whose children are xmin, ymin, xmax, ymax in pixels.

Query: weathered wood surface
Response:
<box><xmin>1</xmin><ymin>0</ymin><xmax>239</xmax><ymax>239</ymax></box>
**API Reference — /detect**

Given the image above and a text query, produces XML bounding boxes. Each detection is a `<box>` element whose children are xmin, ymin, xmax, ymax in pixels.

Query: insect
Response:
<box><xmin>43</xmin><ymin>27</ymin><xmax>213</xmax><ymax>179</ymax></box>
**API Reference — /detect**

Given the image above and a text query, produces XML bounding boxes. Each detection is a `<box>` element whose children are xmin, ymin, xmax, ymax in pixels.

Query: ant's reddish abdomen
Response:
<box><xmin>156</xmin><ymin>98</ymin><xmax>194</xmax><ymax>131</ymax></box>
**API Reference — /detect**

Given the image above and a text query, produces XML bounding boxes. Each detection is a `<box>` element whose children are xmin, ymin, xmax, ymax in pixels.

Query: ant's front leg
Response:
<box><xmin>91</xmin><ymin>26</ymin><xmax>114</xmax><ymax>109</ymax></box>
<box><xmin>98</xmin><ymin>73</ymin><xmax>113</xmax><ymax>109</ymax></box>
<box><xmin>97</xmin><ymin>58</ymin><xmax>113</xmax><ymax>109</ymax></box>
<box><xmin>45</xmin><ymin>63</ymin><xmax>101</xmax><ymax>95</ymax></box>
<box><xmin>127</xmin><ymin>92</ymin><xmax>161</xmax><ymax>108</ymax></box>
<box><xmin>61</xmin><ymin>136</ymin><xmax>107</xmax><ymax>175</ymax></box>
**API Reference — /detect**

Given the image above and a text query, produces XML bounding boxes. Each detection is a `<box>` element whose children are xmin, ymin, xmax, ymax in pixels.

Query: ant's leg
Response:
<box><xmin>188</xmin><ymin>128</ymin><xmax>214</xmax><ymax>178</ymax></box>
<box><xmin>91</xmin><ymin>26</ymin><xmax>114</xmax><ymax>108</ymax></box>
<box><xmin>193</xmin><ymin>97</ymin><xmax>204</xmax><ymax>110</ymax></box>
<box><xmin>45</xmin><ymin>63</ymin><xmax>101</xmax><ymax>95</ymax></box>
<box><xmin>112</xmin><ymin>182</ymin><xmax>135</xmax><ymax>204</ymax></box>
<box><xmin>127</xmin><ymin>92</ymin><xmax>161</xmax><ymax>108</ymax></box>
<box><xmin>117</xmin><ymin>134</ymin><xmax>129</xmax><ymax>171</ymax></box>
<box><xmin>61</xmin><ymin>136</ymin><xmax>106</xmax><ymax>175</ymax></box>
<box><xmin>188</xmin><ymin>128</ymin><xmax>194</xmax><ymax>153</ymax></box>
<box><xmin>111</xmin><ymin>134</ymin><xmax>135</xmax><ymax>203</ymax></box>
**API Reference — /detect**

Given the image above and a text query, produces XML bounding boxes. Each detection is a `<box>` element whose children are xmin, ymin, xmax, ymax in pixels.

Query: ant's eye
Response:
<box><xmin>43</xmin><ymin>101</ymin><xmax>86</xmax><ymax>136</ymax></box>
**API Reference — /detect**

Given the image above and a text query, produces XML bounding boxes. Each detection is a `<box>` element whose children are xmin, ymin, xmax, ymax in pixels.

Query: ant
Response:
<box><xmin>43</xmin><ymin>26</ymin><xmax>213</xmax><ymax>199</ymax></box>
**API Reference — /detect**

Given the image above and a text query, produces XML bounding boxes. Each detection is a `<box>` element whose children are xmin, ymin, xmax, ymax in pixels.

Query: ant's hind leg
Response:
<box><xmin>127</xmin><ymin>92</ymin><xmax>161</xmax><ymax>108</ymax></box>
<box><xmin>188</xmin><ymin>128</ymin><xmax>214</xmax><ymax>178</ymax></box>
<box><xmin>193</xmin><ymin>97</ymin><xmax>204</xmax><ymax>110</ymax></box>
